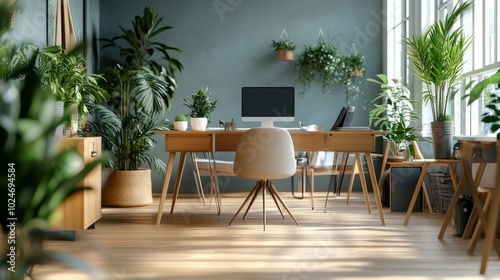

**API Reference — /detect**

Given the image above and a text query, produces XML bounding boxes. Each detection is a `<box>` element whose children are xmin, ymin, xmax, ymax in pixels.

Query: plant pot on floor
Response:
<box><xmin>190</xmin><ymin>117</ymin><xmax>208</xmax><ymax>131</ymax></box>
<box><xmin>101</xmin><ymin>169</ymin><xmax>153</xmax><ymax>207</ymax></box>
<box><xmin>431</xmin><ymin>121</ymin><xmax>454</xmax><ymax>159</ymax></box>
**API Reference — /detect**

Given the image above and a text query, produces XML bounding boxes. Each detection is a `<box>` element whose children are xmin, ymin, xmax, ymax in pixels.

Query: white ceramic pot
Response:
<box><xmin>174</xmin><ymin>121</ymin><xmax>188</xmax><ymax>131</ymax></box>
<box><xmin>190</xmin><ymin>117</ymin><xmax>208</xmax><ymax>131</ymax></box>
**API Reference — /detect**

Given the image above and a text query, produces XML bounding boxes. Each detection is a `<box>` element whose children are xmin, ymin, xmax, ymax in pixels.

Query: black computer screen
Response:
<box><xmin>241</xmin><ymin>87</ymin><xmax>295</xmax><ymax>121</ymax></box>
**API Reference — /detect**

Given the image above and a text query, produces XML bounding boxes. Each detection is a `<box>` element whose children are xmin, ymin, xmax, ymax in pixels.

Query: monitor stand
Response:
<box><xmin>260</xmin><ymin>120</ymin><xmax>274</xmax><ymax>127</ymax></box>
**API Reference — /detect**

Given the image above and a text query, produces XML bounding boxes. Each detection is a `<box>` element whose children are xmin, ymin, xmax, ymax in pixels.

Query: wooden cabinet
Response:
<box><xmin>52</xmin><ymin>137</ymin><xmax>102</xmax><ymax>230</ymax></box>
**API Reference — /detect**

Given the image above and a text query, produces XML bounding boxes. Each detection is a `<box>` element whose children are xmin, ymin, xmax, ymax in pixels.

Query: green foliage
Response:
<box><xmin>468</xmin><ymin>70</ymin><xmax>500</xmax><ymax>139</ymax></box>
<box><xmin>342</xmin><ymin>53</ymin><xmax>365</xmax><ymax>74</ymax></box>
<box><xmin>368</xmin><ymin>74</ymin><xmax>420</xmax><ymax>156</ymax></box>
<box><xmin>0</xmin><ymin>43</ymin><xmax>34</xmax><ymax>80</ymax></box>
<box><xmin>100</xmin><ymin>6</ymin><xmax>183</xmax><ymax>77</ymax></box>
<box><xmin>482</xmin><ymin>94</ymin><xmax>500</xmax><ymax>140</ymax></box>
<box><xmin>90</xmin><ymin>6</ymin><xmax>181</xmax><ymax>172</ymax></box>
<box><xmin>0</xmin><ymin>1</ymin><xmax>33</xmax><ymax>81</ymax></box>
<box><xmin>182</xmin><ymin>87</ymin><xmax>217</xmax><ymax>119</ymax></box>
<box><xmin>468</xmin><ymin>70</ymin><xmax>500</xmax><ymax>105</ymax></box>
<box><xmin>293</xmin><ymin>38</ymin><xmax>364</xmax><ymax>102</ymax></box>
<box><xmin>88</xmin><ymin>64</ymin><xmax>174</xmax><ymax>171</ymax></box>
<box><xmin>175</xmin><ymin>114</ymin><xmax>187</xmax><ymax>121</ymax></box>
<box><xmin>271</xmin><ymin>38</ymin><xmax>295</xmax><ymax>51</ymax></box>
<box><xmin>403</xmin><ymin>1</ymin><xmax>473</xmax><ymax>121</ymax></box>
<box><xmin>36</xmin><ymin>45</ymin><xmax>109</xmax><ymax>116</ymax></box>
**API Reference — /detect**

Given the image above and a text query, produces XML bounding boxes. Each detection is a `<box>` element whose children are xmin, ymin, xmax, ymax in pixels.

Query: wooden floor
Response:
<box><xmin>31</xmin><ymin>191</ymin><xmax>500</xmax><ymax>280</ymax></box>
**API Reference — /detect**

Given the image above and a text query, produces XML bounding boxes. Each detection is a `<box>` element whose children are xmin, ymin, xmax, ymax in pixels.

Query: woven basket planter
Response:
<box><xmin>102</xmin><ymin>169</ymin><xmax>153</xmax><ymax>207</ymax></box>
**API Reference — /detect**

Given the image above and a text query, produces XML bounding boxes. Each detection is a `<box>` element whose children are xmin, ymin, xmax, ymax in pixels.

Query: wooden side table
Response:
<box><xmin>393</xmin><ymin>159</ymin><xmax>461</xmax><ymax>226</ymax></box>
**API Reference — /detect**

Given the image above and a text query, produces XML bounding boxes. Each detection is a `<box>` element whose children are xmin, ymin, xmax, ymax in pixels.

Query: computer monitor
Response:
<box><xmin>241</xmin><ymin>87</ymin><xmax>295</xmax><ymax>127</ymax></box>
<box><xmin>331</xmin><ymin>106</ymin><xmax>355</xmax><ymax>131</ymax></box>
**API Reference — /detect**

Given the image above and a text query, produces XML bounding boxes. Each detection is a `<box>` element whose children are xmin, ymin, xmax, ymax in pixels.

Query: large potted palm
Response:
<box><xmin>88</xmin><ymin>64</ymin><xmax>174</xmax><ymax>206</ymax></box>
<box><xmin>89</xmin><ymin>6</ymin><xmax>181</xmax><ymax>206</ymax></box>
<box><xmin>403</xmin><ymin>0</ymin><xmax>473</xmax><ymax>158</ymax></box>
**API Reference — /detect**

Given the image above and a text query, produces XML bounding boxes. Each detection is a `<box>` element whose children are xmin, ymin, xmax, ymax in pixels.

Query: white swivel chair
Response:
<box><xmin>229</xmin><ymin>127</ymin><xmax>298</xmax><ymax>230</ymax></box>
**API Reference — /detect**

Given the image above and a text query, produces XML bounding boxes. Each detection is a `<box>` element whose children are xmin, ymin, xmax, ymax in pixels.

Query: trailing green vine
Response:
<box><xmin>293</xmin><ymin>37</ymin><xmax>365</xmax><ymax>103</ymax></box>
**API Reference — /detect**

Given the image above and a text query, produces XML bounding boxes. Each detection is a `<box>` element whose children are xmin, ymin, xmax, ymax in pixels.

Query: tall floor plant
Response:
<box><xmin>403</xmin><ymin>0</ymin><xmax>473</xmax><ymax>158</ymax></box>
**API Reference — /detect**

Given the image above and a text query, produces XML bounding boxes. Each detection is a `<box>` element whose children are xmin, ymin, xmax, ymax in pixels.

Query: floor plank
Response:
<box><xmin>28</xmin><ymin>192</ymin><xmax>500</xmax><ymax>279</ymax></box>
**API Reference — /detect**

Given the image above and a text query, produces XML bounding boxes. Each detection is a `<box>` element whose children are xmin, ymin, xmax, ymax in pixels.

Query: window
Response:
<box><xmin>385</xmin><ymin>0</ymin><xmax>500</xmax><ymax>136</ymax></box>
<box><xmin>386</xmin><ymin>0</ymin><xmax>410</xmax><ymax>84</ymax></box>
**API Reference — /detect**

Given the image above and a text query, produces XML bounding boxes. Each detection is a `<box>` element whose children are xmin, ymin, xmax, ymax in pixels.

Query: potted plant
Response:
<box><xmin>182</xmin><ymin>87</ymin><xmax>217</xmax><ymax>131</ymax></box>
<box><xmin>368</xmin><ymin>74</ymin><xmax>420</xmax><ymax>161</ymax></box>
<box><xmin>344</xmin><ymin>53</ymin><xmax>365</xmax><ymax>77</ymax></box>
<box><xmin>36</xmin><ymin>45</ymin><xmax>108</xmax><ymax>136</ymax></box>
<box><xmin>271</xmin><ymin>37</ymin><xmax>295</xmax><ymax>61</ymax></box>
<box><xmin>174</xmin><ymin>114</ymin><xmax>188</xmax><ymax>131</ymax></box>
<box><xmin>88</xmin><ymin>6</ymin><xmax>181</xmax><ymax>207</ymax></box>
<box><xmin>293</xmin><ymin>37</ymin><xmax>339</xmax><ymax>95</ymax></box>
<box><xmin>89</xmin><ymin>64</ymin><xmax>173</xmax><ymax>206</ymax></box>
<box><xmin>402</xmin><ymin>0</ymin><xmax>473</xmax><ymax>158</ymax></box>
<box><xmin>293</xmin><ymin>37</ymin><xmax>365</xmax><ymax>102</ymax></box>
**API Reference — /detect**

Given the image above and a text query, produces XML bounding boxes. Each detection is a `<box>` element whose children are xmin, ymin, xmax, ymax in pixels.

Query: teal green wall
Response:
<box><xmin>99</xmin><ymin>0</ymin><xmax>384</xmax><ymax>193</ymax></box>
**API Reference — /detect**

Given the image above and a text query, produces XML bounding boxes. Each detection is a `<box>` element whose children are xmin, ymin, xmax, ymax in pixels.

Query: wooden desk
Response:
<box><xmin>154</xmin><ymin>130</ymin><xmax>385</xmax><ymax>225</ymax></box>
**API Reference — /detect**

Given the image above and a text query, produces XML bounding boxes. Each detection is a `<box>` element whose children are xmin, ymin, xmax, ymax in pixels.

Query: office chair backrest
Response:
<box><xmin>233</xmin><ymin>127</ymin><xmax>296</xmax><ymax>180</ymax></box>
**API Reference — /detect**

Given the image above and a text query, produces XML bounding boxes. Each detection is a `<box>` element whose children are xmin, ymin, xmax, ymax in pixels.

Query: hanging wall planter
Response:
<box><xmin>277</xmin><ymin>49</ymin><xmax>294</xmax><ymax>61</ymax></box>
<box><xmin>271</xmin><ymin>28</ymin><xmax>295</xmax><ymax>61</ymax></box>
<box><xmin>352</xmin><ymin>69</ymin><xmax>363</xmax><ymax>77</ymax></box>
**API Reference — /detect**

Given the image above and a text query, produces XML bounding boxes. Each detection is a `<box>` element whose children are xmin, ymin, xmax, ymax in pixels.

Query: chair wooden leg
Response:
<box><xmin>242</xmin><ymin>182</ymin><xmax>262</xmax><ymax>219</ymax></box>
<box><xmin>268</xmin><ymin>182</ymin><xmax>299</xmax><ymax>226</ymax></box>
<box><xmin>229</xmin><ymin>182</ymin><xmax>260</xmax><ymax>225</ymax></box>
<box><xmin>232</xmin><ymin>180</ymin><xmax>299</xmax><ymax>230</ymax></box>
<box><xmin>324</xmin><ymin>173</ymin><xmax>337</xmax><ymax>213</ymax></box>
<box><xmin>262</xmin><ymin>184</ymin><xmax>266</xmax><ymax>231</ymax></box>
<box><xmin>468</xmin><ymin>192</ymin><xmax>493</xmax><ymax>254</ymax></box>
<box><xmin>268</xmin><ymin>186</ymin><xmax>285</xmax><ymax>219</ymax></box>
<box><xmin>308</xmin><ymin>166</ymin><xmax>315</xmax><ymax>210</ymax></box>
